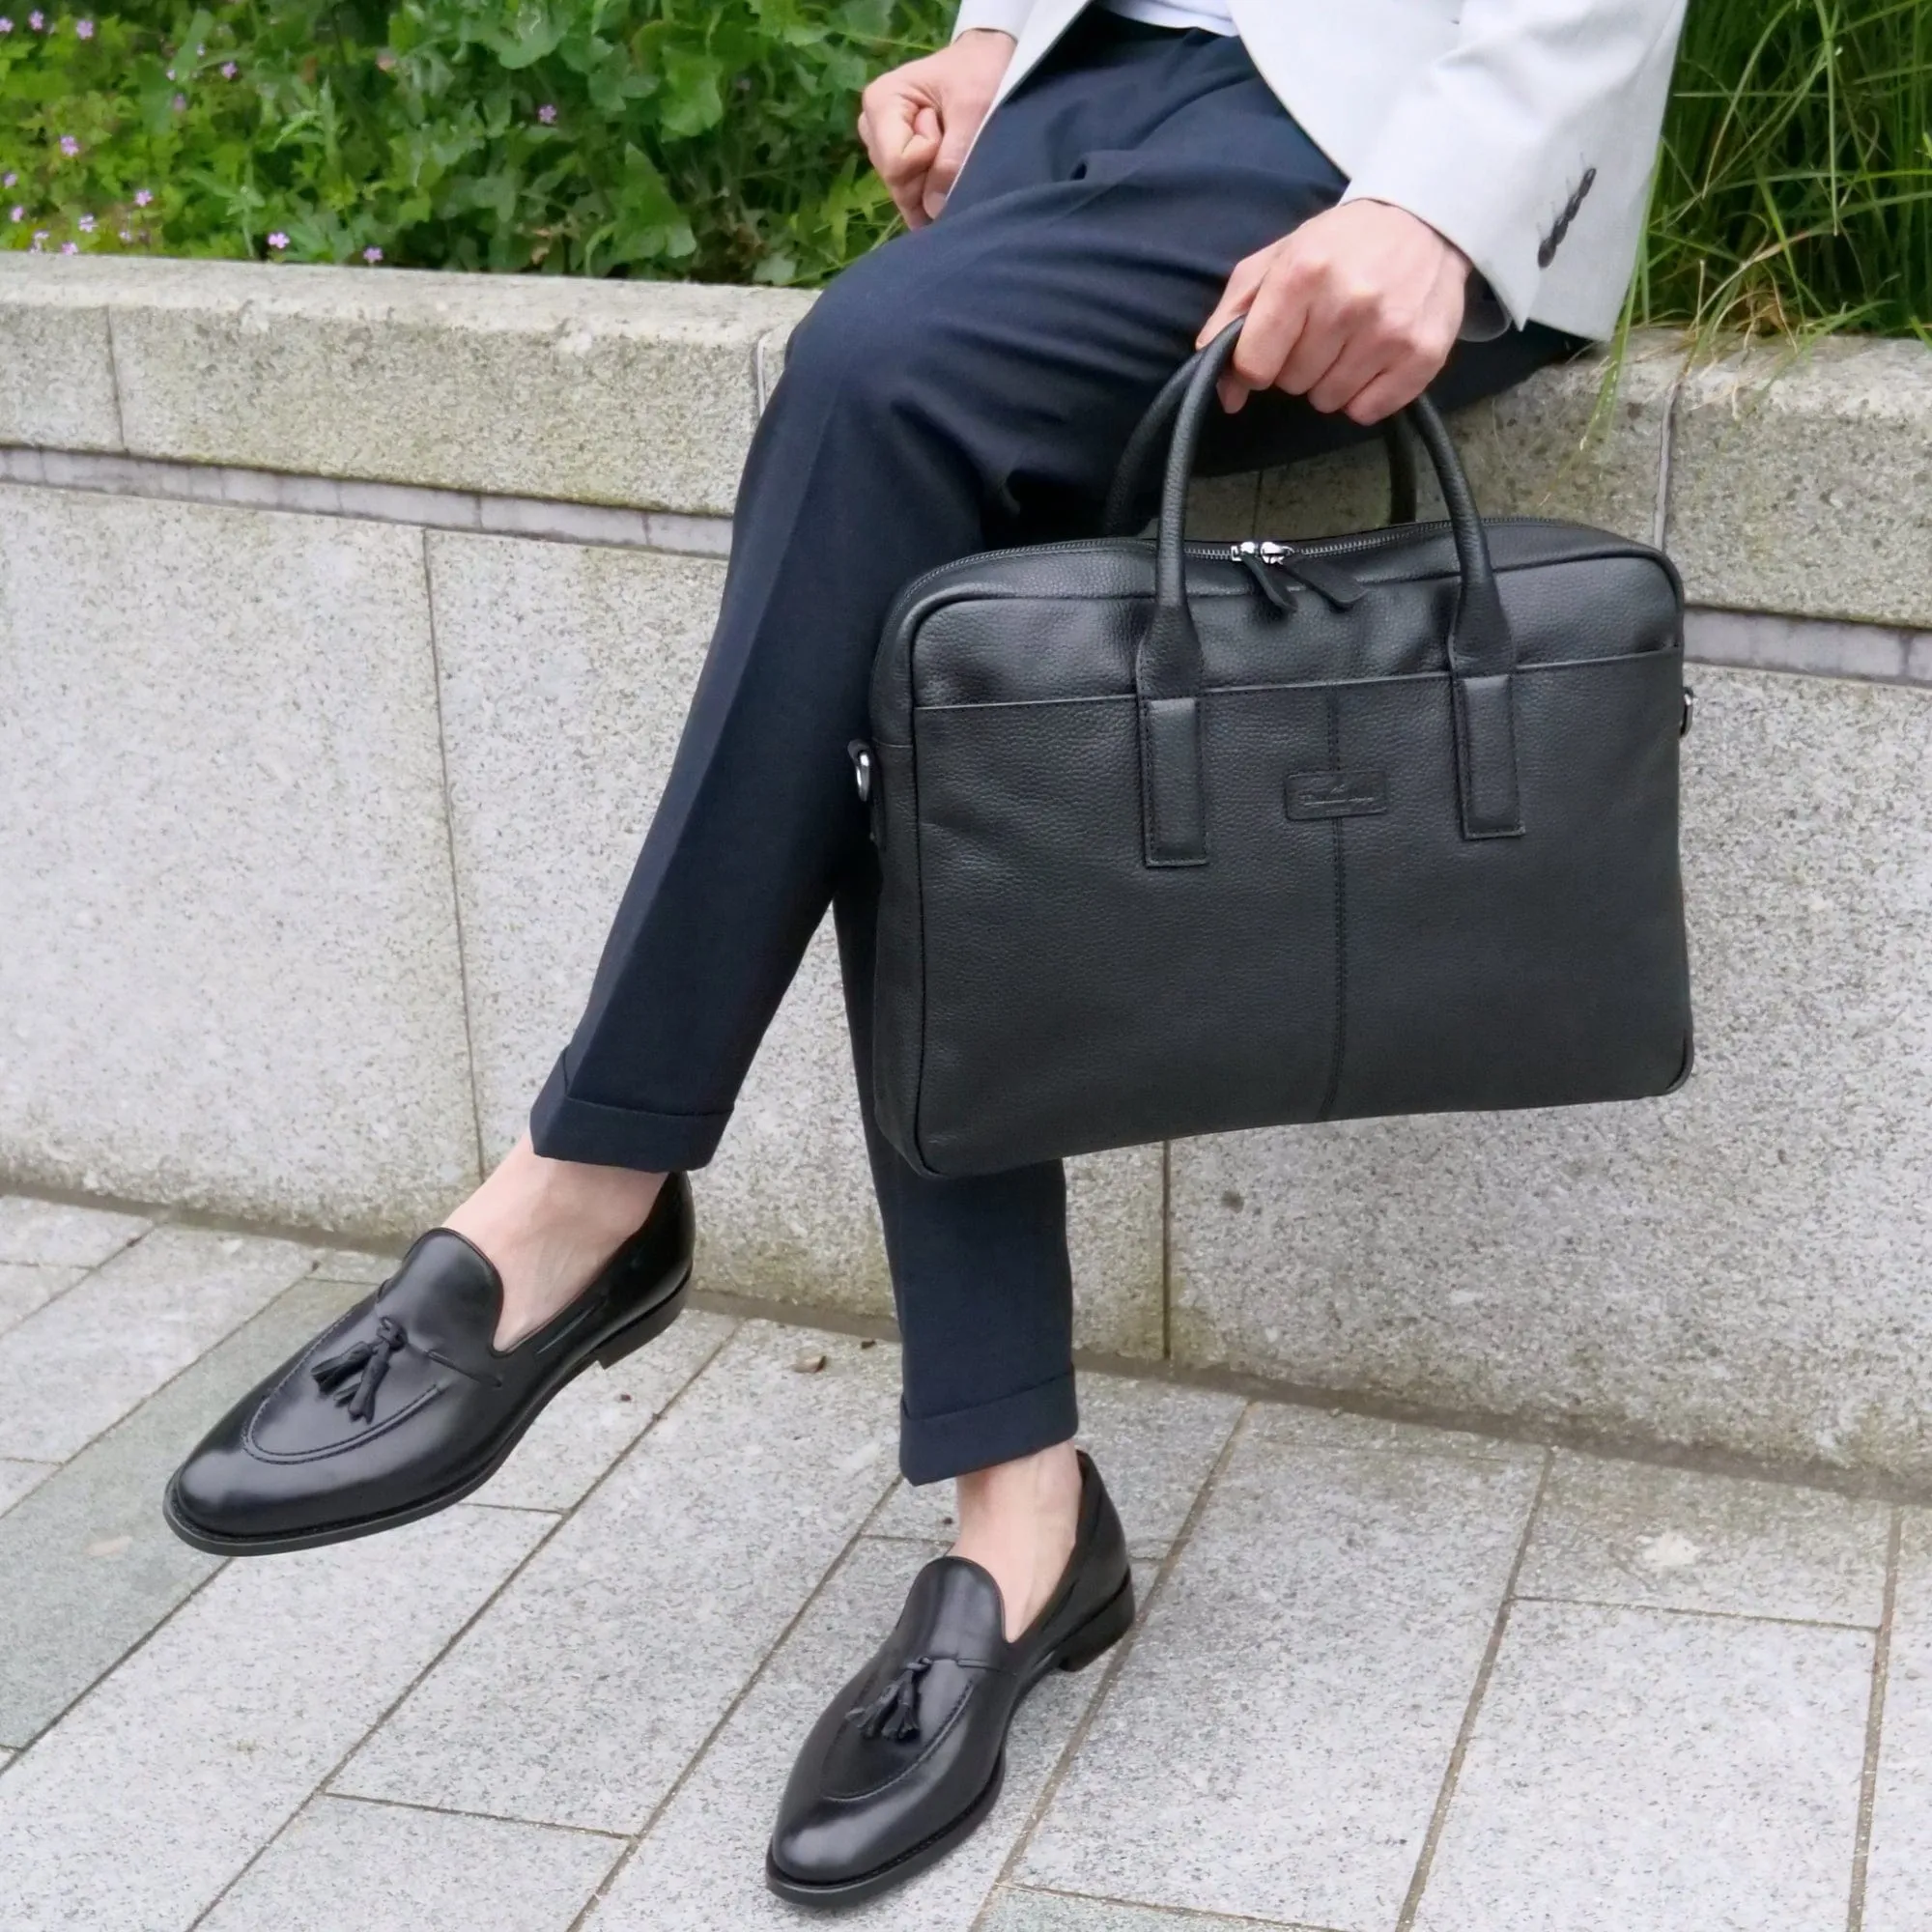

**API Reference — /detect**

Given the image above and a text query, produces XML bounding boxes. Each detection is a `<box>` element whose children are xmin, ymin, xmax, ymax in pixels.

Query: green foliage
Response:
<box><xmin>0</xmin><ymin>0</ymin><xmax>951</xmax><ymax>278</ymax></box>
<box><xmin>1640</xmin><ymin>0</ymin><xmax>1932</xmax><ymax>338</ymax></box>
<box><xmin>3</xmin><ymin>0</ymin><xmax>1928</xmax><ymax>334</ymax></box>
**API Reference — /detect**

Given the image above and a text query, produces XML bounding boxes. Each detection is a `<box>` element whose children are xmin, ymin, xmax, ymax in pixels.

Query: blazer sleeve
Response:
<box><xmin>1338</xmin><ymin>0</ymin><xmax>1687</xmax><ymax>329</ymax></box>
<box><xmin>952</xmin><ymin>0</ymin><xmax>1035</xmax><ymax>37</ymax></box>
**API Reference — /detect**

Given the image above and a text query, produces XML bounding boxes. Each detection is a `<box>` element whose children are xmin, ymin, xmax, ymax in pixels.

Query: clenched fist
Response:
<box><xmin>858</xmin><ymin>29</ymin><xmax>1015</xmax><ymax>227</ymax></box>
<box><xmin>1197</xmin><ymin>199</ymin><xmax>1472</xmax><ymax>425</ymax></box>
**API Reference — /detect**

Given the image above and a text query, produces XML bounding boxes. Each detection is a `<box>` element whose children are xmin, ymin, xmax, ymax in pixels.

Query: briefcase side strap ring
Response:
<box><xmin>1130</xmin><ymin>320</ymin><xmax>1524</xmax><ymax>864</ymax></box>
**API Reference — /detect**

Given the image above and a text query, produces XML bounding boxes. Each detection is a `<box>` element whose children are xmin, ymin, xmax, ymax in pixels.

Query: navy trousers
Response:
<box><xmin>531</xmin><ymin>14</ymin><xmax>1576</xmax><ymax>1483</ymax></box>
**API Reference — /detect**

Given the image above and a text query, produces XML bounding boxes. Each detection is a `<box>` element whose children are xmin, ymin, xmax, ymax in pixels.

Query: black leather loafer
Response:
<box><xmin>162</xmin><ymin>1173</ymin><xmax>695</xmax><ymax>1556</ymax></box>
<box><xmin>766</xmin><ymin>1448</ymin><xmax>1133</xmax><ymax>1907</ymax></box>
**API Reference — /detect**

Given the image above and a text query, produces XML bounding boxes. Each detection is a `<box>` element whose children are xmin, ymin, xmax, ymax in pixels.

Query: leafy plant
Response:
<box><xmin>0</xmin><ymin>0</ymin><xmax>951</xmax><ymax>278</ymax></box>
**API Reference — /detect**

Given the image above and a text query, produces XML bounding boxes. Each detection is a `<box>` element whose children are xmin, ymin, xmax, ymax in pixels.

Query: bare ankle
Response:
<box><xmin>951</xmin><ymin>1440</ymin><xmax>1082</xmax><ymax>1641</ymax></box>
<box><xmin>444</xmin><ymin>1138</ymin><xmax>665</xmax><ymax>1350</ymax></box>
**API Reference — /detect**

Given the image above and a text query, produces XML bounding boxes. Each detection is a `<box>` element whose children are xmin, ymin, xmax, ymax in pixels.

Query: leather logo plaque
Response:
<box><xmin>1286</xmin><ymin>770</ymin><xmax>1389</xmax><ymax>819</ymax></box>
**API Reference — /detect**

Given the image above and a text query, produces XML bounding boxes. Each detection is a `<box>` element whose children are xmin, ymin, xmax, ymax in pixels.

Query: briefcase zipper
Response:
<box><xmin>878</xmin><ymin>515</ymin><xmax>1569</xmax><ymax>642</ymax></box>
<box><xmin>1230</xmin><ymin>539</ymin><xmax>1367</xmax><ymax>611</ymax></box>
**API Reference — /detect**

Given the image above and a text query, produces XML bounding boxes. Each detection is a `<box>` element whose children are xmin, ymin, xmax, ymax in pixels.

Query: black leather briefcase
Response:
<box><xmin>860</xmin><ymin>321</ymin><xmax>1692</xmax><ymax>1179</ymax></box>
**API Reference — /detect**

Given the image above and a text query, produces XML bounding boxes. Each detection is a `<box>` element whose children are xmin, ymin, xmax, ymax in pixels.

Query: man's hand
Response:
<box><xmin>1196</xmin><ymin>200</ymin><xmax>1471</xmax><ymax>425</ymax></box>
<box><xmin>859</xmin><ymin>30</ymin><xmax>1014</xmax><ymax>227</ymax></box>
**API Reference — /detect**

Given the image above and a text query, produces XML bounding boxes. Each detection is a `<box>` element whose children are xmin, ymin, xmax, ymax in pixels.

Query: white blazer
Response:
<box><xmin>951</xmin><ymin>0</ymin><xmax>1688</xmax><ymax>340</ymax></box>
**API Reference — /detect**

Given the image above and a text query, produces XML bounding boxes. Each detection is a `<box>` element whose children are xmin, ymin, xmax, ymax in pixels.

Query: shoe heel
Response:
<box><xmin>1056</xmin><ymin>1575</ymin><xmax>1135</xmax><ymax>1673</ymax></box>
<box><xmin>596</xmin><ymin>1276</ymin><xmax>690</xmax><ymax>1369</ymax></box>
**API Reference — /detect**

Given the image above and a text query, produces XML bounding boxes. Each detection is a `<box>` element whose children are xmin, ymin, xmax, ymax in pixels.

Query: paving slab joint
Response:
<box><xmin>1846</xmin><ymin>1507</ymin><xmax>1906</xmax><ymax>1932</ymax></box>
<box><xmin>968</xmin><ymin>1404</ymin><xmax>1258</xmax><ymax>1931</ymax></box>
<box><xmin>1392</xmin><ymin>1449</ymin><xmax>1552</xmax><ymax>1930</ymax></box>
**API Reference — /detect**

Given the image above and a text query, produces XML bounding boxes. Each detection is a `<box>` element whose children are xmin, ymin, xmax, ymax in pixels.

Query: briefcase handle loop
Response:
<box><xmin>1099</xmin><ymin>363</ymin><xmax>1418</xmax><ymax>537</ymax></box>
<box><xmin>1129</xmin><ymin>320</ymin><xmax>1523</xmax><ymax>863</ymax></box>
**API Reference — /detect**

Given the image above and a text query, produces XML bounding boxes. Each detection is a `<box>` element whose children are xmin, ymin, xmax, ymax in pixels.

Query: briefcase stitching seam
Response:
<box><xmin>909</xmin><ymin>646</ymin><xmax>1686</xmax><ymax>715</ymax></box>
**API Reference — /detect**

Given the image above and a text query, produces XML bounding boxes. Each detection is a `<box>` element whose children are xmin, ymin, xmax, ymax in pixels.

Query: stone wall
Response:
<box><xmin>3</xmin><ymin>256</ymin><xmax>1929</xmax><ymax>1482</ymax></box>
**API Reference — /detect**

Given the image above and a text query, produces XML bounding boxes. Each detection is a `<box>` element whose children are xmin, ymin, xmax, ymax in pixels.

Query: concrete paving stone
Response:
<box><xmin>0</xmin><ymin>1273</ymin><xmax>361</xmax><ymax>1747</ymax></box>
<box><xmin>0</xmin><ymin>1500</ymin><xmax>549</xmax><ymax>1931</ymax></box>
<box><xmin>0</xmin><ymin>1224</ymin><xmax>316</xmax><ymax>1464</ymax></box>
<box><xmin>871</xmin><ymin>1371</ymin><xmax>1244</xmax><ymax>1559</ymax></box>
<box><xmin>306</xmin><ymin>1245</ymin><xmax>400</xmax><ymax>1286</ymax></box>
<box><xmin>0</xmin><ymin>1458</ymin><xmax>56</xmax><ymax>1517</ymax></box>
<box><xmin>1184</xmin><ymin>473</ymin><xmax>1261</xmax><ymax>541</ymax></box>
<box><xmin>1669</xmin><ymin>334</ymin><xmax>1932</xmax><ymax>632</ymax></box>
<box><xmin>1170</xmin><ymin>667</ymin><xmax>1932</xmax><ymax>1489</ymax></box>
<box><xmin>0</xmin><ymin>258</ymin><xmax>128</xmax><ymax>450</ymax></box>
<box><xmin>591</xmin><ymin>1535</ymin><xmax>1113</xmax><ymax>1931</ymax></box>
<box><xmin>0</xmin><ymin>1262</ymin><xmax>85</xmax><ymax>1340</ymax></box>
<box><xmin>333</xmin><ymin>1321</ymin><xmax>903</xmax><ymax>1833</ymax></box>
<box><xmin>0</xmin><ymin>1195</ymin><xmax>154</xmax><ymax>1267</ymax></box>
<box><xmin>476</xmin><ymin>1309</ymin><xmax>738</xmax><ymax>1513</ymax></box>
<box><xmin>429</xmin><ymin>531</ymin><xmax>1165</xmax><ymax>1359</ymax></box>
<box><xmin>1864</xmin><ymin>1508</ymin><xmax>1932</xmax><ymax>1932</ymax></box>
<box><xmin>1244</xmin><ymin>1399</ymin><xmax>1544</xmax><ymax>1463</ymax></box>
<box><xmin>1019</xmin><ymin>1428</ymin><xmax>1541</xmax><ymax>1927</ymax></box>
<box><xmin>73</xmin><ymin>254</ymin><xmax>815</xmax><ymax>515</ymax></box>
<box><xmin>981</xmin><ymin>1889</ymin><xmax>1318</xmax><ymax>1932</ymax></box>
<box><xmin>1259</xmin><ymin>333</ymin><xmax>1677</xmax><ymax>543</ymax></box>
<box><xmin>1518</xmin><ymin>1451</ymin><xmax>1891</xmax><ymax>1626</ymax></box>
<box><xmin>200</xmin><ymin>1795</ymin><xmax>622</xmax><ymax>1932</ymax></box>
<box><xmin>1411</xmin><ymin>1601</ymin><xmax>1871</xmax><ymax>1932</ymax></box>
<box><xmin>0</xmin><ymin>486</ymin><xmax>480</xmax><ymax>1236</ymax></box>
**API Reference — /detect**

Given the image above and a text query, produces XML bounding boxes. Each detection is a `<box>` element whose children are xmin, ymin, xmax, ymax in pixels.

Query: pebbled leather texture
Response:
<box><xmin>767</xmin><ymin>1450</ymin><xmax>1133</xmax><ymax>1905</ymax></box>
<box><xmin>867</xmin><ymin>327</ymin><xmax>1693</xmax><ymax>1179</ymax></box>
<box><xmin>163</xmin><ymin>1174</ymin><xmax>695</xmax><ymax>1553</ymax></box>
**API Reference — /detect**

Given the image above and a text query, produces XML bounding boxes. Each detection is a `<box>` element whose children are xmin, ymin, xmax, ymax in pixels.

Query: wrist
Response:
<box><xmin>1350</xmin><ymin>196</ymin><xmax>1472</xmax><ymax>275</ymax></box>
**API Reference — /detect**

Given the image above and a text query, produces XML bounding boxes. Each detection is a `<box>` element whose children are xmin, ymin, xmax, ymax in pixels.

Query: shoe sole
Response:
<box><xmin>762</xmin><ymin>1570</ymin><xmax>1137</xmax><ymax>1909</ymax></box>
<box><xmin>160</xmin><ymin>1270</ymin><xmax>691</xmax><ymax>1557</ymax></box>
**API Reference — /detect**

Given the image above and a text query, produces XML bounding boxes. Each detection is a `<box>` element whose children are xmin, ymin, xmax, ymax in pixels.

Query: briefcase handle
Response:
<box><xmin>1100</xmin><ymin>363</ymin><xmax>1418</xmax><ymax>536</ymax></box>
<box><xmin>1130</xmin><ymin>319</ymin><xmax>1523</xmax><ymax>866</ymax></box>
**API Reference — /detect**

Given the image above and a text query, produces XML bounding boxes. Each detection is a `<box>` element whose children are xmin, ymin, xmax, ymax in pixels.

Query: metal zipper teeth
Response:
<box><xmin>878</xmin><ymin>515</ymin><xmax>1568</xmax><ymax>639</ymax></box>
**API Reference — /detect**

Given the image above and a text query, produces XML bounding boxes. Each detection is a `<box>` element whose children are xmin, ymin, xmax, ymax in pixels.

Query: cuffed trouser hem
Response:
<box><xmin>528</xmin><ymin>1054</ymin><xmax>731</xmax><ymax>1173</ymax></box>
<box><xmin>897</xmin><ymin>1368</ymin><xmax>1079</xmax><ymax>1487</ymax></box>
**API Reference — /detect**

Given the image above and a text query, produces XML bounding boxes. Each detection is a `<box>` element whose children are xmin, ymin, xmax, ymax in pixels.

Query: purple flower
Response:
<box><xmin>76</xmin><ymin>15</ymin><xmax>93</xmax><ymax>35</ymax></box>
<box><xmin>362</xmin><ymin>244</ymin><xmax>383</xmax><ymax>263</ymax></box>
<box><xmin>171</xmin><ymin>92</ymin><xmax>185</xmax><ymax>110</ymax></box>
<box><xmin>2</xmin><ymin>172</ymin><xmax>14</xmax><ymax>186</ymax></box>
<box><xmin>29</xmin><ymin>8</ymin><xmax>43</xmax><ymax>25</ymax></box>
<box><xmin>60</xmin><ymin>240</ymin><xmax>76</xmax><ymax>254</ymax></box>
<box><xmin>0</xmin><ymin>18</ymin><xmax>14</xmax><ymax>32</ymax></box>
<box><xmin>77</xmin><ymin>213</ymin><xmax>95</xmax><ymax>232</ymax></box>
<box><xmin>8</xmin><ymin>207</ymin><xmax>21</xmax><ymax>223</ymax></box>
<box><xmin>59</xmin><ymin>134</ymin><xmax>80</xmax><ymax>156</ymax></box>
<box><xmin>267</xmin><ymin>230</ymin><xmax>289</xmax><ymax>249</ymax></box>
<box><xmin>118</xmin><ymin>227</ymin><xmax>130</xmax><ymax>240</ymax></box>
<box><xmin>31</xmin><ymin>227</ymin><xmax>45</xmax><ymax>240</ymax></box>
<box><xmin>537</xmin><ymin>102</ymin><xmax>556</xmax><ymax>124</ymax></box>
<box><xmin>133</xmin><ymin>186</ymin><xmax>152</xmax><ymax>207</ymax></box>
<box><xmin>220</xmin><ymin>60</ymin><xmax>236</xmax><ymax>77</ymax></box>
